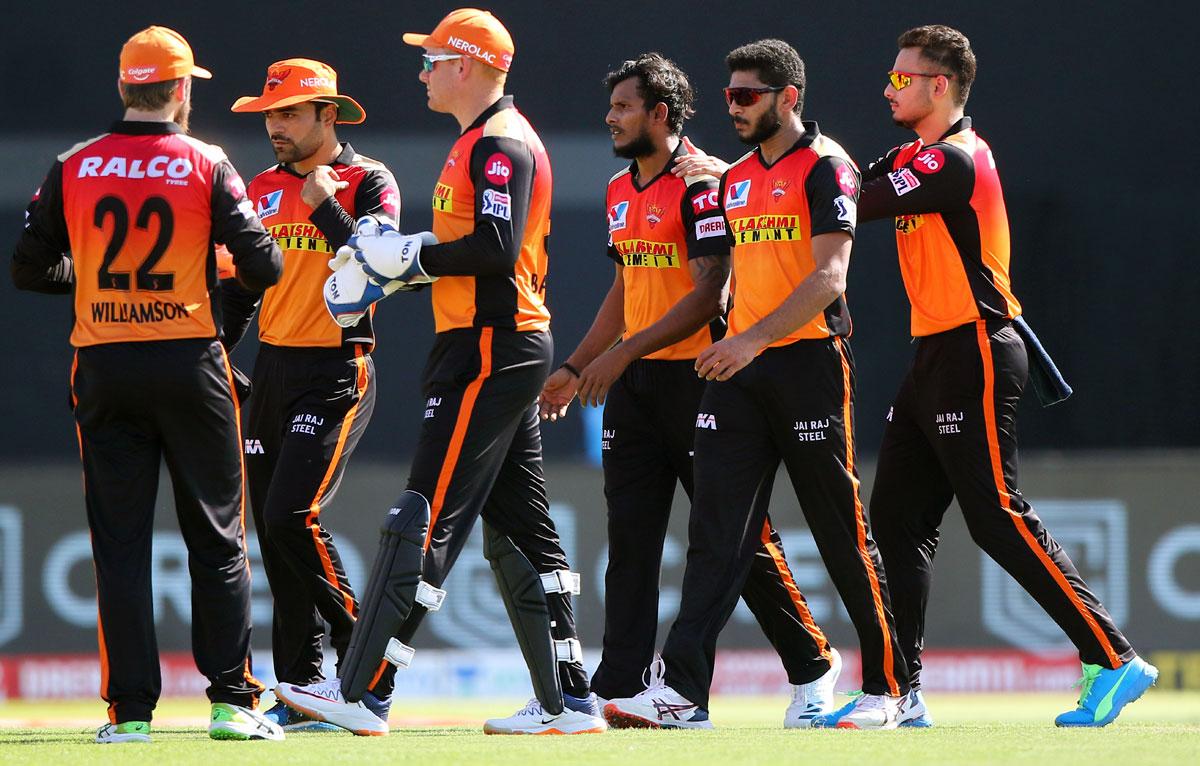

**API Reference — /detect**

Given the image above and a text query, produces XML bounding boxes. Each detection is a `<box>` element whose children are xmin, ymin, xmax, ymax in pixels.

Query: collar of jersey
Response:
<box><xmin>110</xmin><ymin>120</ymin><xmax>183</xmax><ymax>136</ymax></box>
<box><xmin>463</xmin><ymin>94</ymin><xmax>515</xmax><ymax>134</ymax></box>
<box><xmin>276</xmin><ymin>142</ymin><xmax>356</xmax><ymax>177</ymax></box>
<box><xmin>939</xmin><ymin>115</ymin><xmax>972</xmax><ymax>142</ymax></box>
<box><xmin>628</xmin><ymin>139</ymin><xmax>688</xmax><ymax>193</ymax></box>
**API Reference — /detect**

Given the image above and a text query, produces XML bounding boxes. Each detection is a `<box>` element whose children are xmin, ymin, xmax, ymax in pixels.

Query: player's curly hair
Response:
<box><xmin>725</xmin><ymin>39</ymin><xmax>805</xmax><ymax>115</ymax></box>
<box><xmin>898</xmin><ymin>25</ymin><xmax>977</xmax><ymax>106</ymax></box>
<box><xmin>603</xmin><ymin>52</ymin><xmax>695</xmax><ymax>135</ymax></box>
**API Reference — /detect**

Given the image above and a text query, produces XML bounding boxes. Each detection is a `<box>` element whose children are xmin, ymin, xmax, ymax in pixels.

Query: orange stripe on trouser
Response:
<box><xmin>974</xmin><ymin>321</ymin><xmax>1121</xmax><ymax>668</ymax></box>
<box><xmin>369</xmin><ymin>330</ymin><xmax>496</xmax><ymax>693</ymax></box>
<box><xmin>305</xmin><ymin>347</ymin><xmax>370</xmax><ymax>618</ymax></box>
<box><xmin>759</xmin><ymin>519</ymin><xmax>831</xmax><ymax>660</ymax></box>
<box><xmin>835</xmin><ymin>337</ymin><xmax>900</xmax><ymax>696</ymax></box>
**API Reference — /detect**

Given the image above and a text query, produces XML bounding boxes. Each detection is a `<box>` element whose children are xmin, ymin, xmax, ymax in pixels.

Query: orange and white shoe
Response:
<box><xmin>274</xmin><ymin>679</ymin><xmax>389</xmax><ymax>736</ymax></box>
<box><xmin>483</xmin><ymin>694</ymin><xmax>607</xmax><ymax>735</ymax></box>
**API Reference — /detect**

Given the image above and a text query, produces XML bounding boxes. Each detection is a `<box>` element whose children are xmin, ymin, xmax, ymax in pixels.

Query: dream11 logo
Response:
<box><xmin>981</xmin><ymin>500</ymin><xmax>1129</xmax><ymax>649</ymax></box>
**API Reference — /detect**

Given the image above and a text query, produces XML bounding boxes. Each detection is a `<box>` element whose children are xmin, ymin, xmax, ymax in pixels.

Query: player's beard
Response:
<box><xmin>893</xmin><ymin>92</ymin><xmax>934</xmax><ymax>129</ymax></box>
<box><xmin>272</xmin><ymin>123</ymin><xmax>323</xmax><ymax>165</ymax></box>
<box><xmin>612</xmin><ymin>125</ymin><xmax>655</xmax><ymax>159</ymax></box>
<box><xmin>735</xmin><ymin>108</ymin><xmax>783</xmax><ymax>146</ymax></box>
<box><xmin>173</xmin><ymin>98</ymin><xmax>191</xmax><ymax>134</ymax></box>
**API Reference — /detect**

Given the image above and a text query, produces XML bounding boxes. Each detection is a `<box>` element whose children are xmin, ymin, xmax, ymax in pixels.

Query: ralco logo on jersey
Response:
<box><xmin>728</xmin><ymin>214</ymin><xmax>801</xmax><ymax>245</ymax></box>
<box><xmin>76</xmin><ymin>155</ymin><xmax>193</xmax><ymax>181</ymax></box>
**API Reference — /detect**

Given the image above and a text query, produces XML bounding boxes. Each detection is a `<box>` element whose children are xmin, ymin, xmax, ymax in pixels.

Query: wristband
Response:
<box><xmin>559</xmin><ymin>362</ymin><xmax>581</xmax><ymax>379</ymax></box>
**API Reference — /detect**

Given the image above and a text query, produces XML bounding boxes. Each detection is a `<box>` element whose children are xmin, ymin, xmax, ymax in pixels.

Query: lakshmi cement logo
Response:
<box><xmin>981</xmin><ymin>500</ymin><xmax>1129</xmax><ymax>650</ymax></box>
<box><xmin>0</xmin><ymin>507</ymin><xmax>20</xmax><ymax>647</ymax></box>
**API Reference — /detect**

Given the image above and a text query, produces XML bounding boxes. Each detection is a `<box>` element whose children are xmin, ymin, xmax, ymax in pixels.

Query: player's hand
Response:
<box><xmin>539</xmin><ymin>367</ymin><xmax>580</xmax><ymax>422</ymax></box>
<box><xmin>695</xmin><ymin>335</ymin><xmax>757</xmax><ymax>381</ymax></box>
<box><xmin>215</xmin><ymin>244</ymin><xmax>235</xmax><ymax>280</ymax></box>
<box><xmin>301</xmin><ymin>165</ymin><xmax>349</xmax><ymax>208</ymax></box>
<box><xmin>578</xmin><ymin>347</ymin><xmax>632</xmax><ymax>408</ymax></box>
<box><xmin>672</xmin><ymin>139</ymin><xmax>730</xmax><ymax>179</ymax></box>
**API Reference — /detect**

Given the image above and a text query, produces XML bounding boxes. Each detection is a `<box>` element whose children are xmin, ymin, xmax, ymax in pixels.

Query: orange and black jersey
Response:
<box><xmin>719</xmin><ymin>121</ymin><xmax>860</xmax><ymax>347</ymax></box>
<box><xmin>420</xmin><ymin>95</ymin><xmax>551</xmax><ymax>333</ymax></box>
<box><xmin>859</xmin><ymin>117</ymin><xmax>1021</xmax><ymax>337</ymax></box>
<box><xmin>605</xmin><ymin>140</ymin><xmax>727</xmax><ymax>360</ymax></box>
<box><xmin>221</xmin><ymin>143</ymin><xmax>400</xmax><ymax>350</ymax></box>
<box><xmin>11</xmin><ymin>121</ymin><xmax>281</xmax><ymax>347</ymax></box>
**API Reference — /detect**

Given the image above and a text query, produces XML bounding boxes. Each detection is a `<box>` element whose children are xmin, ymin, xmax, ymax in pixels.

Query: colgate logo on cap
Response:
<box><xmin>125</xmin><ymin>66</ymin><xmax>157</xmax><ymax>82</ymax></box>
<box><xmin>447</xmin><ymin>35</ymin><xmax>497</xmax><ymax>64</ymax></box>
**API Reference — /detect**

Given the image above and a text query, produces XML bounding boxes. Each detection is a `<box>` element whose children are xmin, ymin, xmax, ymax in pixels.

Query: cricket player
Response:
<box><xmin>539</xmin><ymin>52</ymin><xmax>842</xmax><ymax>728</ymax></box>
<box><xmin>841</xmin><ymin>24</ymin><xmax>1157</xmax><ymax>728</ymax></box>
<box><xmin>273</xmin><ymin>9</ymin><xmax>604</xmax><ymax>736</ymax></box>
<box><xmin>10</xmin><ymin>26</ymin><xmax>284</xmax><ymax>743</ymax></box>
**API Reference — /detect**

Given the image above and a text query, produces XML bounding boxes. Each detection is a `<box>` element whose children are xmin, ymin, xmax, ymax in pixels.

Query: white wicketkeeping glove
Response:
<box><xmin>323</xmin><ymin>259</ymin><xmax>407</xmax><ymax>328</ymax></box>
<box><xmin>349</xmin><ymin>214</ymin><xmax>438</xmax><ymax>288</ymax></box>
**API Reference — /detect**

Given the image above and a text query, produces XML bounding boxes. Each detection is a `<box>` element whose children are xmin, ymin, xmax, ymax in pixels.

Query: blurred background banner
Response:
<box><xmin>1</xmin><ymin>456</ymin><xmax>1198</xmax><ymax>696</ymax></box>
<box><xmin>2</xmin><ymin>0</ymin><xmax>1197</xmax><ymax>698</ymax></box>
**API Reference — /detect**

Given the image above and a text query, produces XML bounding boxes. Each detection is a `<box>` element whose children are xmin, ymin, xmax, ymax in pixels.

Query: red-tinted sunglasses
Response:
<box><xmin>724</xmin><ymin>85</ymin><xmax>786</xmax><ymax>107</ymax></box>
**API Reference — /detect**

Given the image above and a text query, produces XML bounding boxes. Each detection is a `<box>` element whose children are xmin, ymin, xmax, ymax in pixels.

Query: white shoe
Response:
<box><xmin>483</xmin><ymin>697</ymin><xmax>607</xmax><ymax>735</ymax></box>
<box><xmin>602</xmin><ymin>656</ymin><xmax>713</xmax><ymax>730</ymax></box>
<box><xmin>834</xmin><ymin>692</ymin><xmax>902</xmax><ymax>730</ymax></box>
<box><xmin>208</xmin><ymin>703</ymin><xmax>285</xmax><ymax>741</ymax></box>
<box><xmin>785</xmin><ymin>647</ymin><xmax>842</xmax><ymax>729</ymax></box>
<box><xmin>94</xmin><ymin>721</ymin><xmax>151</xmax><ymax>744</ymax></box>
<box><xmin>274</xmin><ymin>679</ymin><xmax>388</xmax><ymax>736</ymax></box>
<box><xmin>898</xmin><ymin>688</ymin><xmax>934</xmax><ymax>727</ymax></box>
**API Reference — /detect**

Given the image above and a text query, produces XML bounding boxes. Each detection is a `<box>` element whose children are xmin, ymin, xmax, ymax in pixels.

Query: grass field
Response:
<box><xmin>1</xmin><ymin>692</ymin><xmax>1198</xmax><ymax>765</ymax></box>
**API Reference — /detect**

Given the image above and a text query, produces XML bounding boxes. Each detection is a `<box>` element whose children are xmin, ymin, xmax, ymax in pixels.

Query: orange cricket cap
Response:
<box><xmin>402</xmin><ymin>8</ymin><xmax>514</xmax><ymax>72</ymax></box>
<box><xmin>230</xmin><ymin>59</ymin><xmax>366</xmax><ymax>125</ymax></box>
<box><xmin>119</xmin><ymin>26</ymin><xmax>212</xmax><ymax>84</ymax></box>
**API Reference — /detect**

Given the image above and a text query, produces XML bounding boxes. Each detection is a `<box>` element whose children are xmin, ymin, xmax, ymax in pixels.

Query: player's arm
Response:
<box><xmin>858</xmin><ymin>142</ymin><xmax>974</xmax><ymax>222</ymax></box>
<box><xmin>418</xmin><ymin>135</ymin><xmax>533</xmax><ymax>277</ymax></box>
<box><xmin>618</xmin><ymin>179</ymin><xmax>729</xmax><ymax>361</ymax></box>
<box><xmin>540</xmin><ymin>261</ymin><xmax>626</xmax><ymax>419</ymax></box>
<box><xmin>212</xmin><ymin>160</ymin><xmax>282</xmax><ymax>292</ymax></box>
<box><xmin>310</xmin><ymin>168</ymin><xmax>402</xmax><ymax>249</ymax></box>
<box><xmin>11</xmin><ymin>161</ymin><xmax>74</xmax><ymax>294</ymax></box>
<box><xmin>696</xmin><ymin>156</ymin><xmax>858</xmax><ymax>381</ymax></box>
<box><xmin>860</xmin><ymin>145</ymin><xmax>903</xmax><ymax>184</ymax></box>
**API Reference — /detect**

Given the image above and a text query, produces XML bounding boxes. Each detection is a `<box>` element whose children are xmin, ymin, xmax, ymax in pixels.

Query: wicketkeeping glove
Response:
<box><xmin>349</xmin><ymin>215</ymin><xmax>438</xmax><ymax>288</ymax></box>
<box><xmin>324</xmin><ymin>259</ymin><xmax>407</xmax><ymax>328</ymax></box>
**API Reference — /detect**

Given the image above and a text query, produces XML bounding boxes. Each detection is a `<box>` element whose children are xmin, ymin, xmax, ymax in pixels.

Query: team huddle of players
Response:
<box><xmin>11</xmin><ymin>6</ymin><xmax>1157</xmax><ymax>744</ymax></box>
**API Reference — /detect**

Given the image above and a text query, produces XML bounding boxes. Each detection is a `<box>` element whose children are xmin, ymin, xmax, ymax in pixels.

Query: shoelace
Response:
<box><xmin>641</xmin><ymin>654</ymin><xmax>668</xmax><ymax>692</ymax></box>
<box><xmin>853</xmin><ymin>694</ymin><xmax>889</xmax><ymax>711</ymax></box>
<box><xmin>307</xmin><ymin>678</ymin><xmax>345</xmax><ymax>701</ymax></box>
<box><xmin>1071</xmin><ymin>664</ymin><xmax>1103</xmax><ymax>708</ymax></box>
<box><xmin>516</xmin><ymin>698</ymin><xmax>544</xmax><ymax>717</ymax></box>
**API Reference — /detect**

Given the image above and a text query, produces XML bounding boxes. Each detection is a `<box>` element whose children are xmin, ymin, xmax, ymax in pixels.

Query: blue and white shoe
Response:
<box><xmin>1054</xmin><ymin>657</ymin><xmax>1158</xmax><ymax>727</ymax></box>
<box><xmin>274</xmin><ymin>679</ymin><xmax>390</xmax><ymax>736</ymax></box>
<box><xmin>263</xmin><ymin>700</ymin><xmax>343</xmax><ymax>733</ymax></box>
<box><xmin>785</xmin><ymin>647</ymin><xmax>842</xmax><ymax>729</ymax></box>
<box><xmin>811</xmin><ymin>692</ymin><xmax>860</xmax><ymax>728</ymax></box>
<box><xmin>898</xmin><ymin>689</ymin><xmax>933</xmax><ymax>728</ymax></box>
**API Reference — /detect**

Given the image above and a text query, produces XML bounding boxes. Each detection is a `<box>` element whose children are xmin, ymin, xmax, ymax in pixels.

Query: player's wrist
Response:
<box><xmin>559</xmin><ymin>361</ymin><xmax>581</xmax><ymax>379</ymax></box>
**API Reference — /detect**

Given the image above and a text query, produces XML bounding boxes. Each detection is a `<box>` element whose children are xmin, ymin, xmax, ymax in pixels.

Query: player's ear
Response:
<box><xmin>651</xmin><ymin>102</ymin><xmax>669</xmax><ymax>127</ymax></box>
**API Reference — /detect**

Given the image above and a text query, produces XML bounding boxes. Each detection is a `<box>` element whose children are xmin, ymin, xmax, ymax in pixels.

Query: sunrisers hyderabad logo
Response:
<box><xmin>645</xmin><ymin>202</ymin><xmax>666</xmax><ymax>228</ymax></box>
<box><xmin>266</xmin><ymin>68</ymin><xmax>292</xmax><ymax>91</ymax></box>
<box><xmin>771</xmin><ymin>179</ymin><xmax>790</xmax><ymax>201</ymax></box>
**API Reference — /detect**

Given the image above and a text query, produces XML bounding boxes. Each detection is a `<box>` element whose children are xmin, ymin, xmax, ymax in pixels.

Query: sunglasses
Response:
<box><xmin>888</xmin><ymin>70</ymin><xmax>952</xmax><ymax>91</ymax></box>
<box><xmin>422</xmin><ymin>53</ymin><xmax>464</xmax><ymax>72</ymax></box>
<box><xmin>724</xmin><ymin>85</ymin><xmax>786</xmax><ymax>107</ymax></box>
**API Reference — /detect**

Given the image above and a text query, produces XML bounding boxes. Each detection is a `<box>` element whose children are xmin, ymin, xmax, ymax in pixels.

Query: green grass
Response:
<box><xmin>1</xmin><ymin>693</ymin><xmax>1198</xmax><ymax>765</ymax></box>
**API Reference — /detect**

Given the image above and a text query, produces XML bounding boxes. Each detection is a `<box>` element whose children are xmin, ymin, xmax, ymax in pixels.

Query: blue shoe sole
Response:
<box><xmin>1055</xmin><ymin>660</ymin><xmax>1158</xmax><ymax>727</ymax></box>
<box><xmin>899</xmin><ymin>716</ymin><xmax>934</xmax><ymax>728</ymax></box>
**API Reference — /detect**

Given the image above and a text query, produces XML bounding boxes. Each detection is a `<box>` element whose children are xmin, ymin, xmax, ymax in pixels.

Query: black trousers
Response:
<box><xmin>373</xmin><ymin>328</ymin><xmax>587</xmax><ymax>699</ymax></box>
<box><xmin>662</xmin><ymin>338</ymin><xmax>908</xmax><ymax>706</ymax></box>
<box><xmin>590</xmin><ymin>358</ymin><xmax>832</xmax><ymax>700</ymax></box>
<box><xmin>71</xmin><ymin>338</ymin><xmax>262</xmax><ymax>724</ymax></box>
<box><xmin>243</xmin><ymin>343</ymin><xmax>375</xmax><ymax>685</ymax></box>
<box><xmin>870</xmin><ymin>320</ymin><xmax>1135</xmax><ymax>687</ymax></box>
